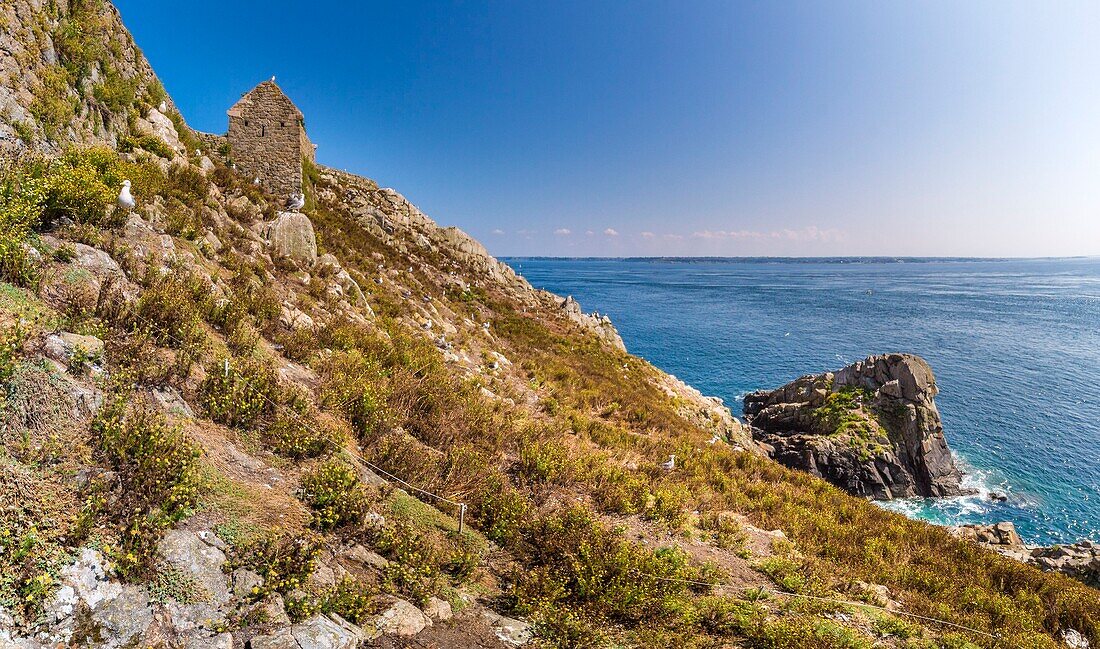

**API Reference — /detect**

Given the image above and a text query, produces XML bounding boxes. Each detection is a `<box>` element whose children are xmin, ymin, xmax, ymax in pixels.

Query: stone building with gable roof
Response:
<box><xmin>226</xmin><ymin>80</ymin><xmax>315</xmax><ymax>199</ymax></box>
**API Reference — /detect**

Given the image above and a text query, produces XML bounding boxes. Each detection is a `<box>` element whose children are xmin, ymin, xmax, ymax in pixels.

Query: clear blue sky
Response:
<box><xmin>114</xmin><ymin>1</ymin><xmax>1100</xmax><ymax>257</ymax></box>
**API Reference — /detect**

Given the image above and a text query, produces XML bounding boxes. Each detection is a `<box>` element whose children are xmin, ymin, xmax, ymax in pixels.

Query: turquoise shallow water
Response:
<box><xmin>504</xmin><ymin>257</ymin><xmax>1100</xmax><ymax>545</ymax></box>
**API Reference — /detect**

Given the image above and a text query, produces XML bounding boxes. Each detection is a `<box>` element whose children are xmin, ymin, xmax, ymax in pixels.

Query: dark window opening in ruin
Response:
<box><xmin>261</xmin><ymin>124</ymin><xmax>266</xmax><ymax>137</ymax></box>
<box><xmin>244</xmin><ymin>120</ymin><xmax>249</xmax><ymax>126</ymax></box>
<box><xmin>280</xmin><ymin>121</ymin><xmax>285</xmax><ymax>127</ymax></box>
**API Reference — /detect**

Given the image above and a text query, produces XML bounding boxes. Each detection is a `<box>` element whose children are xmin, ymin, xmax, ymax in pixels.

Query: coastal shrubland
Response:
<box><xmin>0</xmin><ymin>60</ymin><xmax>1096</xmax><ymax>647</ymax></box>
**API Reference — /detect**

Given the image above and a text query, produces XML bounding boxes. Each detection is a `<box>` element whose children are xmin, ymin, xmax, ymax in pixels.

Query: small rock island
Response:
<box><xmin>744</xmin><ymin>353</ymin><xmax>967</xmax><ymax>500</ymax></box>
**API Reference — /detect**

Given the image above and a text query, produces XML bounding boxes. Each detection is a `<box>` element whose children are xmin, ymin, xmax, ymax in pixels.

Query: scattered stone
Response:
<box><xmin>423</xmin><ymin>597</ymin><xmax>453</xmax><ymax>622</ymax></box>
<box><xmin>43</xmin><ymin>332</ymin><xmax>104</xmax><ymax>369</ymax></box>
<box><xmin>373</xmin><ymin>597</ymin><xmax>431</xmax><ymax>637</ymax></box>
<box><xmin>151</xmin><ymin>386</ymin><xmax>195</xmax><ymax>418</ymax></box>
<box><xmin>180</xmin><ymin>631</ymin><xmax>234</xmax><ymax>649</ymax></box>
<box><xmin>341</xmin><ymin>544</ymin><xmax>389</xmax><ymax>570</ymax></box>
<box><xmin>1064</xmin><ymin>629</ymin><xmax>1091</xmax><ymax>649</ymax></box>
<box><xmin>308</xmin><ymin>561</ymin><xmax>337</xmax><ymax>590</ymax></box>
<box><xmin>482</xmin><ymin>610</ymin><xmax>532</xmax><ymax>646</ymax></box>
<box><xmin>230</xmin><ymin>568</ymin><xmax>263</xmax><ymax>599</ymax></box>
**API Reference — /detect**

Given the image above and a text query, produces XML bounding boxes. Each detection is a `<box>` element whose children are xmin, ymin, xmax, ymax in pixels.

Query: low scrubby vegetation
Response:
<box><xmin>91</xmin><ymin>387</ymin><xmax>202</xmax><ymax>577</ymax></box>
<box><xmin>0</xmin><ymin>140</ymin><xmax>1095</xmax><ymax>649</ymax></box>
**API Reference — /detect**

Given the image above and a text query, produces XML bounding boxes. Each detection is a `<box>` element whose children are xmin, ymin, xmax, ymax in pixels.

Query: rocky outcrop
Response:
<box><xmin>265</xmin><ymin>211</ymin><xmax>318</xmax><ymax>265</ymax></box>
<box><xmin>743</xmin><ymin>353</ymin><xmax>966</xmax><ymax>499</ymax></box>
<box><xmin>0</xmin><ymin>0</ymin><xmax>171</xmax><ymax>152</ymax></box>
<box><xmin>954</xmin><ymin>522</ymin><xmax>1100</xmax><ymax>589</ymax></box>
<box><xmin>559</xmin><ymin>295</ymin><xmax>625</xmax><ymax>351</ymax></box>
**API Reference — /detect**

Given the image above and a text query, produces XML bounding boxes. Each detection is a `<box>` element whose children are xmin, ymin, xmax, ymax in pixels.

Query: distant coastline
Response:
<box><xmin>502</xmin><ymin>255</ymin><xmax>1099</xmax><ymax>264</ymax></box>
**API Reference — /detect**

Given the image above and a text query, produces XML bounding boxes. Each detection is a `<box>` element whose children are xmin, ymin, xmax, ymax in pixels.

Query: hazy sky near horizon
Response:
<box><xmin>114</xmin><ymin>1</ymin><xmax>1100</xmax><ymax>257</ymax></box>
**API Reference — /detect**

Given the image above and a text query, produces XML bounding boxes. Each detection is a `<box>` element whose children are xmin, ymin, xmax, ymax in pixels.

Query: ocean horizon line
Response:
<box><xmin>499</xmin><ymin>255</ymin><xmax>1100</xmax><ymax>264</ymax></box>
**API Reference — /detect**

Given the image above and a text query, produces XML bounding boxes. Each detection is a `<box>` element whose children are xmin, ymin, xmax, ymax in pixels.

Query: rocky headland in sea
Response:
<box><xmin>743</xmin><ymin>352</ymin><xmax>1099</xmax><ymax>589</ymax></box>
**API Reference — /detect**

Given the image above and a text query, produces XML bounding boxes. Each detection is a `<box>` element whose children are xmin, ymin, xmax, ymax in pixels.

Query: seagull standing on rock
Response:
<box><xmin>284</xmin><ymin>193</ymin><xmax>305</xmax><ymax>211</ymax></box>
<box><xmin>117</xmin><ymin>180</ymin><xmax>135</xmax><ymax>211</ymax></box>
<box><xmin>158</xmin><ymin>100</ymin><xmax>167</xmax><ymax>113</ymax></box>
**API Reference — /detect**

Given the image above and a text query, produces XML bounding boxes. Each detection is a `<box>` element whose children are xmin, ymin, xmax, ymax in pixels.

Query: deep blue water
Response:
<box><xmin>505</xmin><ymin>257</ymin><xmax>1100</xmax><ymax>545</ymax></box>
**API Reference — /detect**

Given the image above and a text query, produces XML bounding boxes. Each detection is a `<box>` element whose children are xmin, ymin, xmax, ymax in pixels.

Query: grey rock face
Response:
<box><xmin>251</xmin><ymin>615</ymin><xmax>365</xmax><ymax>649</ymax></box>
<box><xmin>481</xmin><ymin>610</ymin><xmax>533</xmax><ymax>646</ymax></box>
<box><xmin>265</xmin><ymin>211</ymin><xmax>318</xmax><ymax>265</ymax></box>
<box><xmin>743</xmin><ymin>353</ymin><xmax>966</xmax><ymax>499</ymax></box>
<box><xmin>373</xmin><ymin>597</ymin><xmax>431</xmax><ymax>637</ymax></box>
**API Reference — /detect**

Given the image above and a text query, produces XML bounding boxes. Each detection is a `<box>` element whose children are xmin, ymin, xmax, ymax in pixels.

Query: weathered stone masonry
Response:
<box><xmin>226</xmin><ymin>80</ymin><xmax>315</xmax><ymax>199</ymax></box>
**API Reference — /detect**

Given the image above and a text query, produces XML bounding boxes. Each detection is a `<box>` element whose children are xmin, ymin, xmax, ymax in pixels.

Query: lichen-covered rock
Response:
<box><xmin>482</xmin><ymin>610</ymin><xmax>533</xmax><ymax>646</ymax></box>
<box><xmin>373</xmin><ymin>597</ymin><xmax>431</xmax><ymax>637</ymax></box>
<box><xmin>423</xmin><ymin>597</ymin><xmax>453</xmax><ymax>622</ymax></box>
<box><xmin>744</xmin><ymin>353</ymin><xmax>966</xmax><ymax>499</ymax></box>
<box><xmin>265</xmin><ymin>211</ymin><xmax>318</xmax><ymax>264</ymax></box>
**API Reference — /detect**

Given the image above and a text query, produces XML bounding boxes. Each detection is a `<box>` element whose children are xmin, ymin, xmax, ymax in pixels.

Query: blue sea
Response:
<box><xmin>505</xmin><ymin>257</ymin><xmax>1100</xmax><ymax>545</ymax></box>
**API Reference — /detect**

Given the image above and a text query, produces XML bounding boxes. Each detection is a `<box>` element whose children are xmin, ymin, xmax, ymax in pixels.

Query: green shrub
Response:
<box><xmin>299</xmin><ymin>457</ymin><xmax>370</xmax><ymax>530</ymax></box>
<box><xmin>200</xmin><ymin>356</ymin><xmax>279</xmax><ymax>429</ymax></box>
<box><xmin>0</xmin><ymin>322</ymin><xmax>27</xmax><ymax>390</ymax></box>
<box><xmin>263</xmin><ymin>410</ymin><xmax>337</xmax><ymax>459</ymax></box>
<box><xmin>30</xmin><ymin>66</ymin><xmax>77</xmax><ymax>140</ymax></box>
<box><xmin>319</xmin><ymin>349</ymin><xmax>392</xmax><ymax>439</ymax></box>
<box><xmin>645</xmin><ymin>484</ymin><xmax>692</xmax><ymax>528</ymax></box>
<box><xmin>91</xmin><ymin>67</ymin><xmax>138</xmax><ymax>112</ymax></box>
<box><xmin>226</xmin><ymin>531</ymin><xmax>322</xmax><ymax>598</ymax></box>
<box><xmin>43</xmin><ymin>149</ymin><xmax>118</xmax><ymax>225</ymax></box>
<box><xmin>503</xmin><ymin>506</ymin><xmax>712</xmax><ymax>626</ymax></box>
<box><xmin>12</xmin><ymin>121</ymin><xmax>34</xmax><ymax>144</ymax></box>
<box><xmin>473</xmin><ymin>479</ymin><xmax>532</xmax><ymax>546</ymax></box>
<box><xmin>517</xmin><ymin>440</ymin><xmax>570</xmax><ymax>486</ymax></box>
<box><xmin>119</xmin><ymin>134</ymin><xmax>175</xmax><ymax>159</ymax></box>
<box><xmin>91</xmin><ymin>392</ymin><xmax>202</xmax><ymax>578</ymax></box>
<box><xmin>320</xmin><ymin>576</ymin><xmax>377</xmax><ymax>623</ymax></box>
<box><xmin>376</xmin><ymin>522</ymin><xmax>442</xmax><ymax>605</ymax></box>
<box><xmin>0</xmin><ymin>163</ymin><xmax>46</xmax><ymax>286</ymax></box>
<box><xmin>812</xmin><ymin>387</ymin><xmax>876</xmax><ymax>438</ymax></box>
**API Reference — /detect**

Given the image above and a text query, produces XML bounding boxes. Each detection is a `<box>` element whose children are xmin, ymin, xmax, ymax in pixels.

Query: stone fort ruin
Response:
<box><xmin>225</xmin><ymin>80</ymin><xmax>315</xmax><ymax>199</ymax></box>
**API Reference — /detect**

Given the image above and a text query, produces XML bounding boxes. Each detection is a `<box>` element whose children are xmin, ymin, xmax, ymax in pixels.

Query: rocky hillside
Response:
<box><xmin>0</xmin><ymin>0</ymin><xmax>174</xmax><ymax>152</ymax></box>
<box><xmin>744</xmin><ymin>354</ymin><xmax>967</xmax><ymax>500</ymax></box>
<box><xmin>1</xmin><ymin>2</ymin><xmax>1099</xmax><ymax>648</ymax></box>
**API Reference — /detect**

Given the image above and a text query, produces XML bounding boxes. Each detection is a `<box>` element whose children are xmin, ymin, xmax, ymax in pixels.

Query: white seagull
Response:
<box><xmin>284</xmin><ymin>193</ymin><xmax>305</xmax><ymax>211</ymax></box>
<box><xmin>660</xmin><ymin>454</ymin><xmax>676</xmax><ymax>471</ymax></box>
<box><xmin>158</xmin><ymin>100</ymin><xmax>167</xmax><ymax>113</ymax></box>
<box><xmin>117</xmin><ymin>180</ymin><xmax>135</xmax><ymax>211</ymax></box>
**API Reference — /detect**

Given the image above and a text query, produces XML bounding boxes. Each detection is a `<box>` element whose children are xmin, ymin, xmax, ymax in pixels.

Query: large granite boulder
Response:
<box><xmin>743</xmin><ymin>353</ymin><xmax>966</xmax><ymax>499</ymax></box>
<box><xmin>265</xmin><ymin>211</ymin><xmax>318</xmax><ymax>265</ymax></box>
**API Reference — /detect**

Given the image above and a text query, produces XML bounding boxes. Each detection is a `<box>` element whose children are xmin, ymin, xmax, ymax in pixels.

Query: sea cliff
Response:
<box><xmin>744</xmin><ymin>353</ymin><xmax>967</xmax><ymax>499</ymax></box>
